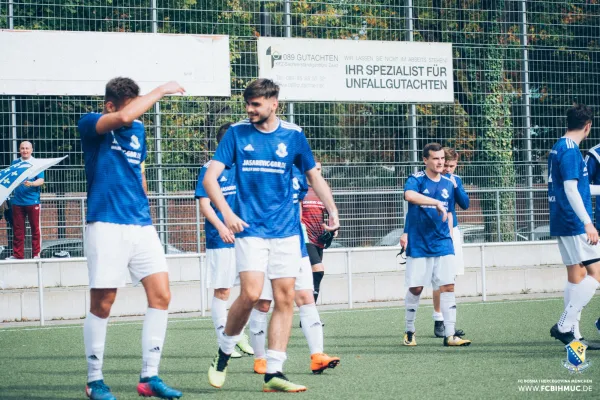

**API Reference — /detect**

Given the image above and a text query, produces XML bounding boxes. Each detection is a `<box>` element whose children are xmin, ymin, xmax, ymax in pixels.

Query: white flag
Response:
<box><xmin>0</xmin><ymin>156</ymin><xmax>68</xmax><ymax>204</ymax></box>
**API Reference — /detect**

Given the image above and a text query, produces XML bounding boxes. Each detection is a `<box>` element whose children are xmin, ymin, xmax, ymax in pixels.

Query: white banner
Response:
<box><xmin>0</xmin><ymin>156</ymin><xmax>68</xmax><ymax>204</ymax></box>
<box><xmin>258</xmin><ymin>37</ymin><xmax>454</xmax><ymax>103</ymax></box>
<box><xmin>0</xmin><ymin>30</ymin><xmax>231</xmax><ymax>96</ymax></box>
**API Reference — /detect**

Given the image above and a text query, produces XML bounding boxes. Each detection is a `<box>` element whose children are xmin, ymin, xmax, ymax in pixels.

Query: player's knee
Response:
<box><xmin>255</xmin><ymin>299</ymin><xmax>271</xmax><ymax>313</ymax></box>
<box><xmin>409</xmin><ymin>287</ymin><xmax>423</xmax><ymax>296</ymax></box>
<box><xmin>149</xmin><ymin>290</ymin><xmax>171</xmax><ymax>309</ymax></box>
<box><xmin>439</xmin><ymin>284</ymin><xmax>454</xmax><ymax>293</ymax></box>
<box><xmin>214</xmin><ymin>288</ymin><xmax>231</xmax><ymax>301</ymax></box>
<box><xmin>295</xmin><ymin>290</ymin><xmax>314</xmax><ymax>307</ymax></box>
<box><xmin>240</xmin><ymin>287</ymin><xmax>262</xmax><ymax>304</ymax></box>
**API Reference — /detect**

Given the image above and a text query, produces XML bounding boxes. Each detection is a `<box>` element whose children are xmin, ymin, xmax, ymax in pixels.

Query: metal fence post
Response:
<box><xmin>480</xmin><ymin>244</ymin><xmax>486</xmax><ymax>302</ymax></box>
<box><xmin>406</xmin><ymin>0</ymin><xmax>418</xmax><ymax>173</ymax></box>
<box><xmin>495</xmin><ymin>190</ymin><xmax>501</xmax><ymax>241</ymax></box>
<box><xmin>200</xmin><ymin>253</ymin><xmax>206</xmax><ymax>317</ymax></box>
<box><xmin>151</xmin><ymin>0</ymin><xmax>168</xmax><ymax>252</ymax></box>
<box><xmin>346</xmin><ymin>249</ymin><xmax>353</xmax><ymax>309</ymax></box>
<box><xmin>80</xmin><ymin>199</ymin><xmax>86</xmax><ymax>256</ymax></box>
<box><xmin>521</xmin><ymin>0</ymin><xmax>535</xmax><ymax>241</ymax></box>
<box><xmin>37</xmin><ymin>259</ymin><xmax>45</xmax><ymax>326</ymax></box>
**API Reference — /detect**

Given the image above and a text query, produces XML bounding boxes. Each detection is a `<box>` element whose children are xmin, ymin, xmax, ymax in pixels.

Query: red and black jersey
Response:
<box><xmin>301</xmin><ymin>186</ymin><xmax>326</xmax><ymax>248</ymax></box>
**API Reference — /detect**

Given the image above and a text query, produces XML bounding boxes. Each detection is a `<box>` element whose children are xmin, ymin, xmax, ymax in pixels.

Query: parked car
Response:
<box><xmin>0</xmin><ymin>238</ymin><xmax>186</xmax><ymax>259</ymax></box>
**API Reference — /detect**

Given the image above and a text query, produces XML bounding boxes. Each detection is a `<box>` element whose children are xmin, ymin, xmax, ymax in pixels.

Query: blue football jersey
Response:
<box><xmin>585</xmin><ymin>144</ymin><xmax>600</xmax><ymax>229</ymax></box>
<box><xmin>213</xmin><ymin>119</ymin><xmax>316</xmax><ymax>239</ymax></box>
<box><xmin>444</xmin><ymin>173</ymin><xmax>470</xmax><ymax>228</ymax></box>
<box><xmin>78</xmin><ymin>112</ymin><xmax>151</xmax><ymax>226</ymax></box>
<box><xmin>548</xmin><ymin>137</ymin><xmax>591</xmax><ymax>237</ymax></box>
<box><xmin>404</xmin><ymin>171</ymin><xmax>455</xmax><ymax>258</ymax></box>
<box><xmin>195</xmin><ymin>161</ymin><xmax>236</xmax><ymax>250</ymax></box>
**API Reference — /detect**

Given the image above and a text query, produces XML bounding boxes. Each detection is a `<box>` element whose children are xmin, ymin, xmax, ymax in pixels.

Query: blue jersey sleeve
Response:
<box><xmin>293</xmin><ymin>133</ymin><xmax>316</xmax><ymax>173</ymax></box>
<box><xmin>586</xmin><ymin>153</ymin><xmax>600</xmax><ymax>184</ymax></box>
<box><xmin>404</xmin><ymin>175</ymin><xmax>419</xmax><ymax>195</ymax></box>
<box><xmin>213</xmin><ymin>128</ymin><xmax>236</xmax><ymax>168</ymax></box>
<box><xmin>36</xmin><ymin>170</ymin><xmax>45</xmax><ymax>180</ymax></box>
<box><xmin>560</xmin><ymin>148</ymin><xmax>583</xmax><ymax>181</ymax></box>
<box><xmin>454</xmin><ymin>176</ymin><xmax>470</xmax><ymax>210</ymax></box>
<box><xmin>195</xmin><ymin>166</ymin><xmax>208</xmax><ymax>199</ymax></box>
<box><xmin>78</xmin><ymin>113</ymin><xmax>102</xmax><ymax>141</ymax></box>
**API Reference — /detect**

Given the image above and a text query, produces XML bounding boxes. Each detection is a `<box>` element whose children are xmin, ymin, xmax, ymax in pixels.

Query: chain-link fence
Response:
<box><xmin>1</xmin><ymin>1</ymin><xmax>598</xmax><ymax>252</ymax></box>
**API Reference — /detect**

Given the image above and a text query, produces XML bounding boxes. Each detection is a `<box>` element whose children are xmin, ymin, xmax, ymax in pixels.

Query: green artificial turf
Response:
<box><xmin>1</xmin><ymin>297</ymin><xmax>598</xmax><ymax>399</ymax></box>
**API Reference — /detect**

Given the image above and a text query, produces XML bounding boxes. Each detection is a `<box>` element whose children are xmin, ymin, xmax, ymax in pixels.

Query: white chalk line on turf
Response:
<box><xmin>0</xmin><ymin>296</ymin><xmax>564</xmax><ymax>333</ymax></box>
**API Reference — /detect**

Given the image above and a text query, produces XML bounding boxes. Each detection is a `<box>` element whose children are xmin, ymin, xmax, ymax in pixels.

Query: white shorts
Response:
<box><xmin>405</xmin><ymin>255</ymin><xmax>456</xmax><ymax>290</ymax></box>
<box><xmin>259</xmin><ymin>257</ymin><xmax>313</xmax><ymax>301</ymax></box>
<box><xmin>236</xmin><ymin>236</ymin><xmax>301</xmax><ymax>279</ymax></box>
<box><xmin>558</xmin><ymin>234</ymin><xmax>600</xmax><ymax>266</ymax></box>
<box><xmin>206</xmin><ymin>248</ymin><xmax>237</xmax><ymax>289</ymax></box>
<box><xmin>453</xmin><ymin>227</ymin><xmax>465</xmax><ymax>276</ymax></box>
<box><xmin>86</xmin><ymin>222</ymin><xmax>168</xmax><ymax>288</ymax></box>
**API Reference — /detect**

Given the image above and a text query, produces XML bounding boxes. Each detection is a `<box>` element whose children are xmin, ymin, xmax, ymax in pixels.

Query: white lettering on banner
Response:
<box><xmin>258</xmin><ymin>37</ymin><xmax>454</xmax><ymax>103</ymax></box>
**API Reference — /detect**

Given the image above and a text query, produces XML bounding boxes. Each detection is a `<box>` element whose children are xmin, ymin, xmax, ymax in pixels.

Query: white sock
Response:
<box><xmin>299</xmin><ymin>304</ymin><xmax>323</xmax><ymax>355</ymax></box>
<box><xmin>211</xmin><ymin>297</ymin><xmax>228</xmax><ymax>347</ymax></box>
<box><xmin>249</xmin><ymin>308</ymin><xmax>268</xmax><ymax>359</ymax></box>
<box><xmin>266</xmin><ymin>349</ymin><xmax>287</xmax><ymax>374</ymax></box>
<box><xmin>432</xmin><ymin>311</ymin><xmax>444</xmax><ymax>322</ymax></box>
<box><xmin>84</xmin><ymin>313</ymin><xmax>108</xmax><ymax>383</ymax></box>
<box><xmin>220</xmin><ymin>331</ymin><xmax>241</xmax><ymax>355</ymax></box>
<box><xmin>141</xmin><ymin>308</ymin><xmax>168</xmax><ymax>378</ymax></box>
<box><xmin>405</xmin><ymin>291</ymin><xmax>420</xmax><ymax>332</ymax></box>
<box><xmin>558</xmin><ymin>276</ymin><xmax>599</xmax><ymax>333</ymax></box>
<box><xmin>564</xmin><ymin>282</ymin><xmax>583</xmax><ymax>339</ymax></box>
<box><xmin>440</xmin><ymin>292</ymin><xmax>457</xmax><ymax>337</ymax></box>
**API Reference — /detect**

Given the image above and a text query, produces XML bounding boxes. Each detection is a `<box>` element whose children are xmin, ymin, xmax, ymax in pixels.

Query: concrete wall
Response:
<box><xmin>0</xmin><ymin>241</ymin><xmax>571</xmax><ymax>322</ymax></box>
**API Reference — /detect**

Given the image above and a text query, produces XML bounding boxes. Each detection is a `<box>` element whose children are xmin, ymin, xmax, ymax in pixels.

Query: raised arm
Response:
<box><xmin>95</xmin><ymin>81</ymin><xmax>185</xmax><ymax>135</ymax></box>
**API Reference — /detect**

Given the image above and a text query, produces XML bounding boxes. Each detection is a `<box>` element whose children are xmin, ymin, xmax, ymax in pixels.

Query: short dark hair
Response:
<box><xmin>105</xmin><ymin>77</ymin><xmax>140</xmax><ymax>108</ymax></box>
<box><xmin>216</xmin><ymin>122</ymin><xmax>233</xmax><ymax>144</ymax></box>
<box><xmin>566</xmin><ymin>104</ymin><xmax>593</xmax><ymax>131</ymax></box>
<box><xmin>243</xmin><ymin>79</ymin><xmax>279</xmax><ymax>102</ymax></box>
<box><xmin>423</xmin><ymin>142</ymin><xmax>444</xmax><ymax>159</ymax></box>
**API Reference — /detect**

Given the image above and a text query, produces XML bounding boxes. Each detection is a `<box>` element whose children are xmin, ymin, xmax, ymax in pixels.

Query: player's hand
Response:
<box><xmin>585</xmin><ymin>223</ymin><xmax>599</xmax><ymax>245</ymax></box>
<box><xmin>160</xmin><ymin>81</ymin><xmax>186</xmax><ymax>95</ymax></box>
<box><xmin>436</xmin><ymin>201</ymin><xmax>448</xmax><ymax>222</ymax></box>
<box><xmin>218</xmin><ymin>226</ymin><xmax>235</xmax><ymax>244</ymax></box>
<box><xmin>448</xmin><ymin>174</ymin><xmax>458</xmax><ymax>188</ymax></box>
<box><xmin>224</xmin><ymin>212</ymin><xmax>249</xmax><ymax>234</ymax></box>
<box><xmin>23</xmin><ymin>181</ymin><xmax>33</xmax><ymax>187</ymax></box>
<box><xmin>400</xmin><ymin>233</ymin><xmax>408</xmax><ymax>250</ymax></box>
<box><xmin>323</xmin><ymin>212</ymin><xmax>340</xmax><ymax>232</ymax></box>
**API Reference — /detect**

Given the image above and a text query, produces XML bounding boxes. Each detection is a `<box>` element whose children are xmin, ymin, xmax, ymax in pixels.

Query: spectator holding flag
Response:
<box><xmin>10</xmin><ymin>141</ymin><xmax>44</xmax><ymax>259</ymax></box>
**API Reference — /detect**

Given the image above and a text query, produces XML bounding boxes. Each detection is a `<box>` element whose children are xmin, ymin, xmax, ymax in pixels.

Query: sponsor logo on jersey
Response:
<box><xmin>244</xmin><ymin>143</ymin><xmax>255</xmax><ymax>151</ymax></box>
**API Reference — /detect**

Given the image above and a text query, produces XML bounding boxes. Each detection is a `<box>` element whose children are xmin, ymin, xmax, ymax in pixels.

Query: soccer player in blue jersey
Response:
<box><xmin>78</xmin><ymin>77</ymin><xmax>184</xmax><ymax>400</ymax></box>
<box><xmin>195</xmin><ymin>122</ymin><xmax>254</xmax><ymax>358</ymax></box>
<box><xmin>402</xmin><ymin>142</ymin><xmax>471</xmax><ymax>347</ymax></box>
<box><xmin>584</xmin><ymin>139</ymin><xmax>600</xmax><ymax>341</ymax></box>
<box><xmin>204</xmin><ymin>79</ymin><xmax>339</xmax><ymax>392</ymax></box>
<box><xmin>549</xmin><ymin>104</ymin><xmax>600</xmax><ymax>348</ymax></box>
<box><xmin>248</xmin><ymin>167</ymin><xmax>340</xmax><ymax>376</ymax></box>
<box><xmin>400</xmin><ymin>147</ymin><xmax>469</xmax><ymax>339</ymax></box>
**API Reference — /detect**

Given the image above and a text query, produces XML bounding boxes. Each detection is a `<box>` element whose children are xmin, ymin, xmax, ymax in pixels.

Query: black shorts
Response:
<box><xmin>306</xmin><ymin>243</ymin><xmax>324</xmax><ymax>266</ymax></box>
